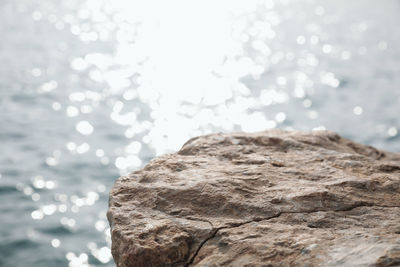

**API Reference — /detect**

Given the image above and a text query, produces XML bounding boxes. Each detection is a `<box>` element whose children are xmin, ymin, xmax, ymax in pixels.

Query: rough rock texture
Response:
<box><xmin>108</xmin><ymin>130</ymin><xmax>400</xmax><ymax>267</ymax></box>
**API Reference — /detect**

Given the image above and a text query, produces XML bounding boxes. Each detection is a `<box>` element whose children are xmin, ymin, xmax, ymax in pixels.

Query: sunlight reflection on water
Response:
<box><xmin>1</xmin><ymin>0</ymin><xmax>400</xmax><ymax>266</ymax></box>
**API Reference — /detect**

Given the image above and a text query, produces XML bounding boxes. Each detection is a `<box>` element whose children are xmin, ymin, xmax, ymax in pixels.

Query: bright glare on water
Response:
<box><xmin>1</xmin><ymin>0</ymin><xmax>400</xmax><ymax>266</ymax></box>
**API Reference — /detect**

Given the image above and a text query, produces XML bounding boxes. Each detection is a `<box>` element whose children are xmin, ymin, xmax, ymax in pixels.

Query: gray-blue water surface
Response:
<box><xmin>1</xmin><ymin>0</ymin><xmax>400</xmax><ymax>266</ymax></box>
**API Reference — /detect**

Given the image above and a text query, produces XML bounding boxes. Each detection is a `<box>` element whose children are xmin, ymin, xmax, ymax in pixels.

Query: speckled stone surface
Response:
<box><xmin>108</xmin><ymin>130</ymin><xmax>400</xmax><ymax>266</ymax></box>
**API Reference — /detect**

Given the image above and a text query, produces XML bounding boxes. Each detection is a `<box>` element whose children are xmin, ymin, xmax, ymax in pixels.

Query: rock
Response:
<box><xmin>107</xmin><ymin>130</ymin><xmax>400</xmax><ymax>267</ymax></box>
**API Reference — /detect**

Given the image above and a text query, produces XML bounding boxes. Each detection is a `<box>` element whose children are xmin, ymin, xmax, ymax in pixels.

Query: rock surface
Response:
<box><xmin>108</xmin><ymin>130</ymin><xmax>400</xmax><ymax>266</ymax></box>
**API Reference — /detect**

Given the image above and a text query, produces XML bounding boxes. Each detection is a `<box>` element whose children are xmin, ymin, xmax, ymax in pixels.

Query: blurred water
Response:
<box><xmin>1</xmin><ymin>0</ymin><xmax>400</xmax><ymax>266</ymax></box>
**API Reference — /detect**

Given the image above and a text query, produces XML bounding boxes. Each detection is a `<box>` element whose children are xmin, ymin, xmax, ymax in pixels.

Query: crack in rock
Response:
<box><xmin>186</xmin><ymin>203</ymin><xmax>399</xmax><ymax>266</ymax></box>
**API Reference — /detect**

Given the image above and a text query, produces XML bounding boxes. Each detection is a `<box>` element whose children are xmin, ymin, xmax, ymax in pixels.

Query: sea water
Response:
<box><xmin>0</xmin><ymin>0</ymin><xmax>399</xmax><ymax>266</ymax></box>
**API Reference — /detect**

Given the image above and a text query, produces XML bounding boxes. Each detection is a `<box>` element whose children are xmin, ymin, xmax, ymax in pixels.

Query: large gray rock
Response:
<box><xmin>107</xmin><ymin>130</ymin><xmax>400</xmax><ymax>266</ymax></box>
